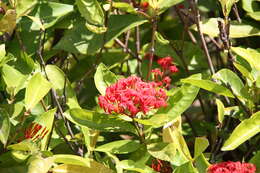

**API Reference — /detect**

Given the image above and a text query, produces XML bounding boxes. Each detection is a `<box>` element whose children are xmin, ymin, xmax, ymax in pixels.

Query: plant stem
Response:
<box><xmin>147</xmin><ymin>16</ymin><xmax>157</xmax><ymax>81</ymax></box>
<box><xmin>189</xmin><ymin>0</ymin><xmax>215</xmax><ymax>75</ymax></box>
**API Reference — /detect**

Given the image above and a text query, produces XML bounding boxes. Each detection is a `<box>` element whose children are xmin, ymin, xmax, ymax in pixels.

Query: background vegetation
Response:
<box><xmin>0</xmin><ymin>0</ymin><xmax>260</xmax><ymax>172</ymax></box>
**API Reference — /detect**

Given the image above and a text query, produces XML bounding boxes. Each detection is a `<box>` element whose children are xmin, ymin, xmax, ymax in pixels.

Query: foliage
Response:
<box><xmin>0</xmin><ymin>0</ymin><xmax>260</xmax><ymax>172</ymax></box>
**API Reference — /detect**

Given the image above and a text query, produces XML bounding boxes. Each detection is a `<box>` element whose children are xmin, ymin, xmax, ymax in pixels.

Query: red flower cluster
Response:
<box><xmin>151</xmin><ymin>56</ymin><xmax>178</xmax><ymax>88</ymax></box>
<box><xmin>207</xmin><ymin>161</ymin><xmax>256</xmax><ymax>173</ymax></box>
<box><xmin>157</xmin><ymin>56</ymin><xmax>178</xmax><ymax>73</ymax></box>
<box><xmin>98</xmin><ymin>76</ymin><xmax>167</xmax><ymax>117</ymax></box>
<box><xmin>151</xmin><ymin>159</ymin><xmax>172</xmax><ymax>173</ymax></box>
<box><xmin>25</xmin><ymin>123</ymin><xmax>48</xmax><ymax>140</ymax></box>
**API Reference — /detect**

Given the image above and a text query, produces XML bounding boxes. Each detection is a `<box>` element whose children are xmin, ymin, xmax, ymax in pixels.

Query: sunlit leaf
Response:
<box><xmin>157</xmin><ymin>0</ymin><xmax>184</xmax><ymax>14</ymax></box>
<box><xmin>1</xmin><ymin>64</ymin><xmax>28</xmax><ymax>96</ymax></box>
<box><xmin>0</xmin><ymin>10</ymin><xmax>16</xmax><ymax>35</ymax></box>
<box><xmin>94</xmin><ymin>63</ymin><xmax>118</xmax><ymax>96</ymax></box>
<box><xmin>157</xmin><ymin>74</ymin><xmax>200</xmax><ymax>120</ymax></box>
<box><xmin>216</xmin><ymin>99</ymin><xmax>225</xmax><ymax>124</ymax></box>
<box><xmin>95</xmin><ymin>140</ymin><xmax>140</xmax><ymax>154</ymax></box>
<box><xmin>218</xmin><ymin>0</ymin><xmax>239</xmax><ymax>17</ymax></box>
<box><xmin>231</xmin><ymin>47</ymin><xmax>260</xmax><ymax>71</ymax></box>
<box><xmin>16</xmin><ymin>0</ymin><xmax>37</xmax><ymax>17</ymax></box>
<box><xmin>117</xmin><ymin>160</ymin><xmax>155</xmax><ymax>173</ymax></box>
<box><xmin>67</xmin><ymin>108</ymin><xmax>136</xmax><ymax>133</ymax></box>
<box><xmin>194</xmin><ymin>137</ymin><xmax>209</xmax><ymax>159</ymax></box>
<box><xmin>0</xmin><ymin>108</ymin><xmax>10</xmax><ymax>146</ymax></box>
<box><xmin>27</xmin><ymin>156</ymin><xmax>54</xmax><ymax>173</ymax></box>
<box><xmin>25</xmin><ymin>73</ymin><xmax>52</xmax><ymax>111</ymax></box>
<box><xmin>222</xmin><ymin>111</ymin><xmax>260</xmax><ymax>151</ymax></box>
<box><xmin>190</xmin><ymin>18</ymin><xmax>260</xmax><ymax>38</ymax></box>
<box><xmin>76</xmin><ymin>0</ymin><xmax>105</xmax><ymax>33</ymax></box>
<box><xmin>181</xmin><ymin>75</ymin><xmax>234</xmax><ymax>98</ymax></box>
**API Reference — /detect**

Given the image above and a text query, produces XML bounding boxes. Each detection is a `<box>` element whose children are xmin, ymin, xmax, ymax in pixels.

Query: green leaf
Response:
<box><xmin>67</xmin><ymin>108</ymin><xmax>136</xmax><ymax>133</ymax></box>
<box><xmin>0</xmin><ymin>44</ymin><xmax>5</xmax><ymax>59</ymax></box>
<box><xmin>33</xmin><ymin>108</ymin><xmax>56</xmax><ymax>150</ymax></box>
<box><xmin>0</xmin><ymin>166</ymin><xmax>28</xmax><ymax>173</ymax></box>
<box><xmin>27</xmin><ymin>156</ymin><xmax>54</xmax><ymax>173</ymax></box>
<box><xmin>216</xmin><ymin>99</ymin><xmax>225</xmax><ymax>124</ymax></box>
<box><xmin>0</xmin><ymin>10</ymin><xmax>16</xmax><ymax>35</ymax></box>
<box><xmin>218</xmin><ymin>0</ymin><xmax>239</xmax><ymax>17</ymax></box>
<box><xmin>112</xmin><ymin>2</ymin><xmax>137</xmax><ymax>14</ymax></box>
<box><xmin>7</xmin><ymin>140</ymin><xmax>39</xmax><ymax>153</ymax></box>
<box><xmin>53</xmin><ymin>155</ymin><xmax>113</xmax><ymax>173</ymax></box>
<box><xmin>53</xmin><ymin>154</ymin><xmax>92</xmax><ymax>167</ymax></box>
<box><xmin>16</xmin><ymin>0</ymin><xmax>37</xmax><ymax>17</ymax></box>
<box><xmin>45</xmin><ymin>65</ymin><xmax>80</xmax><ymax>109</ymax></box>
<box><xmin>134</xmin><ymin>114</ymin><xmax>171</xmax><ymax>128</ymax></box>
<box><xmin>157</xmin><ymin>74</ymin><xmax>200</xmax><ymax>120</ymax></box>
<box><xmin>173</xmin><ymin>161</ymin><xmax>198</xmax><ymax>173</ymax></box>
<box><xmin>54</xmin><ymin>14</ymin><xmax>147</xmax><ymax>54</ymax></box>
<box><xmin>249</xmin><ymin>151</ymin><xmax>260</xmax><ymax>172</ymax></box>
<box><xmin>25</xmin><ymin>73</ymin><xmax>52</xmax><ymax>111</ymax></box>
<box><xmin>94</xmin><ymin>63</ymin><xmax>118</xmax><ymax>95</ymax></box>
<box><xmin>157</xmin><ymin>0</ymin><xmax>184</xmax><ymax>14</ymax></box>
<box><xmin>76</xmin><ymin>0</ymin><xmax>105</xmax><ymax>33</ymax></box>
<box><xmin>194</xmin><ymin>137</ymin><xmax>209</xmax><ymax>159</ymax></box>
<box><xmin>27</xmin><ymin>1</ymin><xmax>74</xmax><ymax>30</ymax></box>
<box><xmin>181</xmin><ymin>75</ymin><xmax>234</xmax><ymax>98</ymax></box>
<box><xmin>162</xmin><ymin>126</ymin><xmax>192</xmax><ymax>166</ymax></box>
<box><xmin>247</xmin><ymin>12</ymin><xmax>260</xmax><ymax>21</ymax></box>
<box><xmin>213</xmin><ymin>68</ymin><xmax>248</xmax><ymax>99</ymax></box>
<box><xmin>148</xmin><ymin>142</ymin><xmax>178</xmax><ymax>163</ymax></box>
<box><xmin>95</xmin><ymin>140</ymin><xmax>140</xmax><ymax>154</ymax></box>
<box><xmin>221</xmin><ymin>111</ymin><xmax>260</xmax><ymax>151</ymax></box>
<box><xmin>232</xmin><ymin>47</ymin><xmax>260</xmax><ymax>71</ymax></box>
<box><xmin>233</xmin><ymin>62</ymin><xmax>254</xmax><ymax>81</ymax></box>
<box><xmin>0</xmin><ymin>108</ymin><xmax>10</xmax><ymax>146</ymax></box>
<box><xmin>52</xmin><ymin>164</ymin><xmax>113</xmax><ymax>173</ymax></box>
<box><xmin>45</xmin><ymin>65</ymin><xmax>65</xmax><ymax>91</ymax></box>
<box><xmin>1</xmin><ymin>64</ymin><xmax>28</xmax><ymax>96</ymax></box>
<box><xmin>190</xmin><ymin>18</ymin><xmax>260</xmax><ymax>38</ymax></box>
<box><xmin>117</xmin><ymin>160</ymin><xmax>155</xmax><ymax>173</ymax></box>
<box><xmin>242</xmin><ymin>0</ymin><xmax>259</xmax><ymax>12</ymax></box>
<box><xmin>194</xmin><ymin>154</ymin><xmax>210</xmax><ymax>173</ymax></box>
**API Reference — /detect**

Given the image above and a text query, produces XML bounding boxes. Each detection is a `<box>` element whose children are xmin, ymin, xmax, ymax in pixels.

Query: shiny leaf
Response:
<box><xmin>222</xmin><ymin>111</ymin><xmax>260</xmax><ymax>151</ymax></box>
<box><xmin>25</xmin><ymin>73</ymin><xmax>52</xmax><ymax>111</ymax></box>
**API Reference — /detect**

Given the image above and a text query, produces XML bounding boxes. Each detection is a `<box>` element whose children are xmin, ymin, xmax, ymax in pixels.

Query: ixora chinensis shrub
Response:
<box><xmin>1</xmin><ymin>0</ymin><xmax>260</xmax><ymax>172</ymax></box>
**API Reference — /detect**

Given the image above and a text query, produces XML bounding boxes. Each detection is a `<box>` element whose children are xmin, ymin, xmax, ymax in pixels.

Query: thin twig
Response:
<box><xmin>189</xmin><ymin>0</ymin><xmax>215</xmax><ymax>75</ymax></box>
<box><xmin>174</xmin><ymin>6</ymin><xmax>197</xmax><ymax>44</ymax></box>
<box><xmin>147</xmin><ymin>17</ymin><xmax>157</xmax><ymax>80</ymax></box>
<box><xmin>135</xmin><ymin>26</ymin><xmax>142</xmax><ymax>75</ymax></box>
<box><xmin>37</xmin><ymin>28</ymin><xmax>82</xmax><ymax>156</ymax></box>
<box><xmin>232</xmin><ymin>4</ymin><xmax>241</xmax><ymax>23</ymax></box>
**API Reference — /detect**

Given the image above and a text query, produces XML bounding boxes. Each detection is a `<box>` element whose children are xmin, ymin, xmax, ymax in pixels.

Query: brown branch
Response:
<box><xmin>188</xmin><ymin>0</ymin><xmax>215</xmax><ymax>75</ymax></box>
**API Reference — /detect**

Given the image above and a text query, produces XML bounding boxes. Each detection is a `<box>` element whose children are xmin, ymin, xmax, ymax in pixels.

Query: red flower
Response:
<box><xmin>98</xmin><ymin>76</ymin><xmax>167</xmax><ymax>117</ymax></box>
<box><xmin>207</xmin><ymin>161</ymin><xmax>256</xmax><ymax>173</ymax></box>
<box><xmin>157</xmin><ymin>56</ymin><xmax>179</xmax><ymax>74</ymax></box>
<box><xmin>169</xmin><ymin>65</ymin><xmax>179</xmax><ymax>73</ymax></box>
<box><xmin>157</xmin><ymin>56</ymin><xmax>173</xmax><ymax>69</ymax></box>
<box><xmin>151</xmin><ymin>159</ymin><xmax>172</xmax><ymax>173</ymax></box>
<box><xmin>25</xmin><ymin>123</ymin><xmax>48</xmax><ymax>140</ymax></box>
<box><xmin>162</xmin><ymin>76</ymin><xmax>171</xmax><ymax>87</ymax></box>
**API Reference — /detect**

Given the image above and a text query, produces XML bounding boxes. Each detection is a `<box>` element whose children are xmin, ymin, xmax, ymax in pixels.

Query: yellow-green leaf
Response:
<box><xmin>221</xmin><ymin>111</ymin><xmax>260</xmax><ymax>151</ymax></box>
<box><xmin>25</xmin><ymin>73</ymin><xmax>52</xmax><ymax>111</ymax></box>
